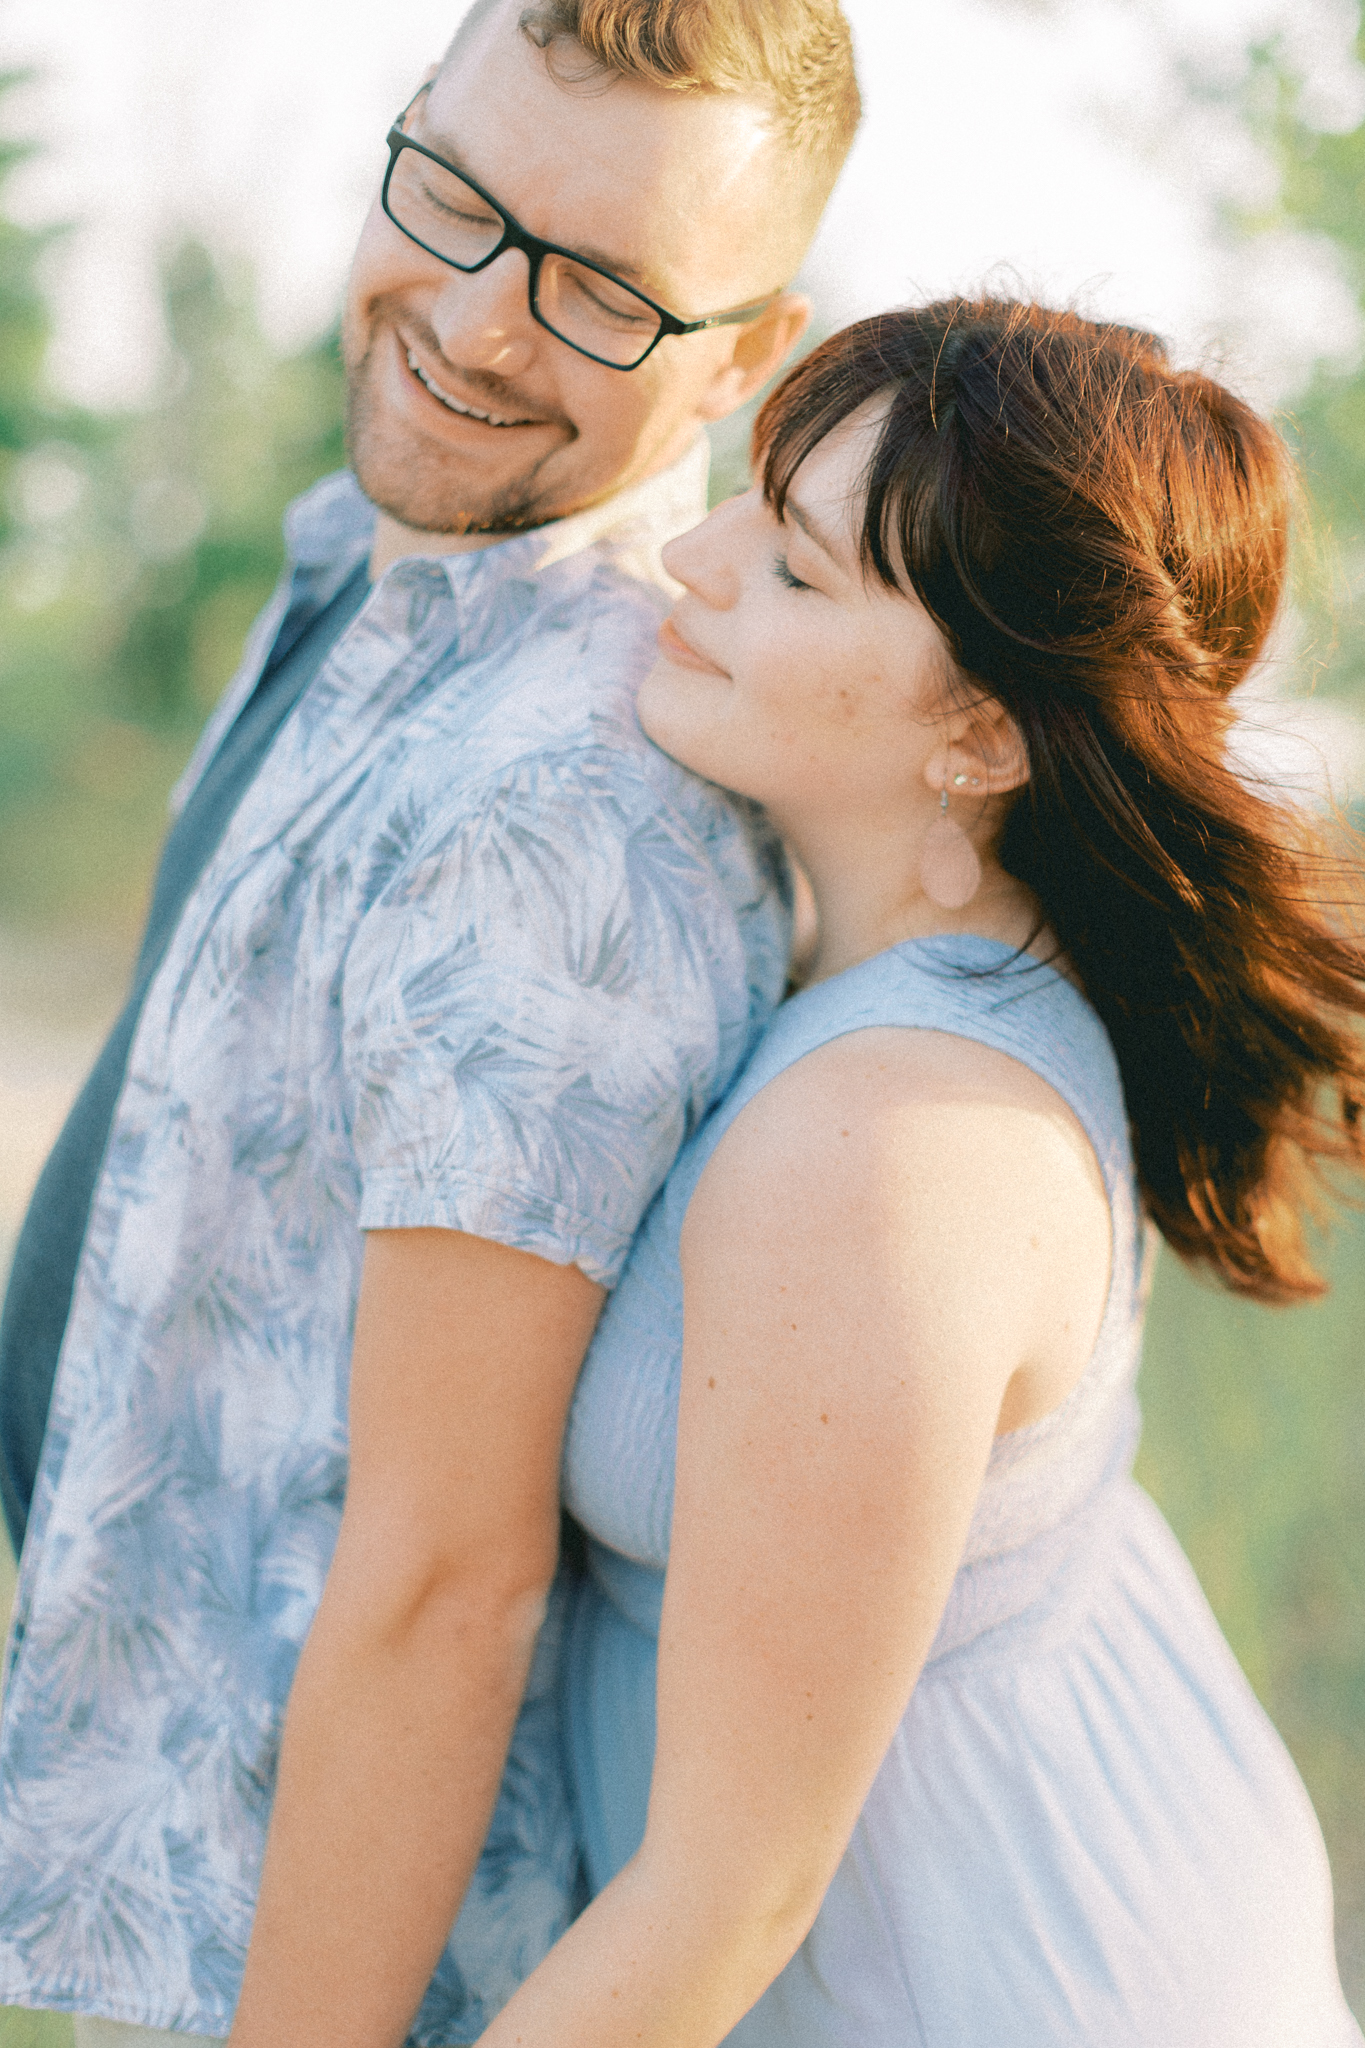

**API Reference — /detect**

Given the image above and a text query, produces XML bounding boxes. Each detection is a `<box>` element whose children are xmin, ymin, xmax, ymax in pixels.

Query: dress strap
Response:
<box><xmin>704</xmin><ymin>936</ymin><xmax>1130</xmax><ymax>1201</ymax></box>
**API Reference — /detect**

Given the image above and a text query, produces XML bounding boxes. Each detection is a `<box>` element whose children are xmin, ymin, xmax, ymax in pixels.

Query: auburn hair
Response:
<box><xmin>513</xmin><ymin>0</ymin><xmax>861</xmax><ymax>166</ymax></box>
<box><xmin>756</xmin><ymin>299</ymin><xmax>1365</xmax><ymax>1304</ymax></box>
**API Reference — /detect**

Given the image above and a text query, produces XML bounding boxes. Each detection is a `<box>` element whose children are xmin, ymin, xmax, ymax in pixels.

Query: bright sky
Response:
<box><xmin>2</xmin><ymin>0</ymin><xmax>1363</xmax><ymax>413</ymax></box>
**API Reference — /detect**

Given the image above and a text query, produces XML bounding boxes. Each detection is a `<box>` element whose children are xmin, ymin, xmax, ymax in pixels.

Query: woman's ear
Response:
<box><xmin>972</xmin><ymin>701</ymin><xmax>1030</xmax><ymax>794</ymax></box>
<box><xmin>925</xmin><ymin>698</ymin><xmax>1030</xmax><ymax>797</ymax></box>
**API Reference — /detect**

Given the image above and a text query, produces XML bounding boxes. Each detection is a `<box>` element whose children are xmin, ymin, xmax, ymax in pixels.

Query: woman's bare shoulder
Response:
<box><xmin>695</xmin><ymin>1024</ymin><xmax>1104</xmax><ymax>1204</ymax></box>
<box><xmin>683</xmin><ymin>1025</ymin><xmax>1112</xmax><ymax>1420</ymax></box>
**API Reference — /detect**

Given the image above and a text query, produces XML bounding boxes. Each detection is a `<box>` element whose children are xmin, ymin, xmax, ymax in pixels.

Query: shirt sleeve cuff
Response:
<box><xmin>357</xmin><ymin>1169</ymin><xmax>634</xmax><ymax>1289</ymax></box>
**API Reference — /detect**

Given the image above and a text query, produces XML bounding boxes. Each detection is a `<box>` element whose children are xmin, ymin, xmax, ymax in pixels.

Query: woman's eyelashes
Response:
<box><xmin>773</xmin><ymin>553</ymin><xmax>812</xmax><ymax>592</ymax></box>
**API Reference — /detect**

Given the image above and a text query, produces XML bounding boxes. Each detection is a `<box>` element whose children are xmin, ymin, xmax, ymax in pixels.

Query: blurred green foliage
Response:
<box><xmin>0</xmin><ymin>2010</ymin><xmax>66</xmax><ymax>2048</ymax></box>
<box><xmin>0</xmin><ymin>78</ymin><xmax>57</xmax><ymax>546</ymax></box>
<box><xmin>0</xmin><ymin>111</ymin><xmax>345</xmax><ymax>939</ymax></box>
<box><xmin>1237</xmin><ymin>14</ymin><xmax>1365</xmax><ymax>709</ymax></box>
<box><xmin>1136</xmin><ymin>1222</ymin><xmax>1365</xmax><ymax>2014</ymax></box>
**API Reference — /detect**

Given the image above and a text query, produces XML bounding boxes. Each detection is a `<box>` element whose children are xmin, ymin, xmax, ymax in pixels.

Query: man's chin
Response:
<box><xmin>351</xmin><ymin>444</ymin><xmax>554</xmax><ymax>537</ymax></box>
<box><xmin>368</xmin><ymin>488</ymin><xmax>544</xmax><ymax>539</ymax></box>
<box><xmin>346</xmin><ymin>378</ymin><xmax>576</xmax><ymax>537</ymax></box>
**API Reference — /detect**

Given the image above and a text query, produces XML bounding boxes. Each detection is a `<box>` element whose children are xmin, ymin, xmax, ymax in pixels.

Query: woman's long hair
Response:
<box><xmin>756</xmin><ymin>298</ymin><xmax>1365</xmax><ymax>1303</ymax></box>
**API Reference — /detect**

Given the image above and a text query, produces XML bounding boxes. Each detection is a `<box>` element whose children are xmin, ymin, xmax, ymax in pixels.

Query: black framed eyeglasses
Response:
<box><xmin>382</xmin><ymin>88</ymin><xmax>782</xmax><ymax>371</ymax></box>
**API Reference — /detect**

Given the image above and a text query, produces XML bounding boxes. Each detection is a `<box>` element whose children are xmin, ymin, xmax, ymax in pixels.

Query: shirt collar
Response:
<box><xmin>530</xmin><ymin>433</ymin><xmax>709</xmax><ymax>593</ymax></box>
<box><xmin>284</xmin><ymin>434</ymin><xmax>711</xmax><ymax>601</ymax></box>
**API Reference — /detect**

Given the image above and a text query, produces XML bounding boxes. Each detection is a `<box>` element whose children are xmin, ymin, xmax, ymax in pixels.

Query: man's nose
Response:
<box><xmin>429</xmin><ymin>251</ymin><xmax>539</xmax><ymax>378</ymax></box>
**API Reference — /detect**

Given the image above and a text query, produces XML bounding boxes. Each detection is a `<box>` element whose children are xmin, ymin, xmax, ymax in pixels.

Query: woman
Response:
<box><xmin>480</xmin><ymin>299</ymin><xmax>1365</xmax><ymax>2045</ymax></box>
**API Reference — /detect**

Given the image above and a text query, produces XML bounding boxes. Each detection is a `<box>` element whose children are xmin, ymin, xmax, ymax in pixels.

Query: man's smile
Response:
<box><xmin>404</xmin><ymin>345</ymin><xmax>540</xmax><ymax>428</ymax></box>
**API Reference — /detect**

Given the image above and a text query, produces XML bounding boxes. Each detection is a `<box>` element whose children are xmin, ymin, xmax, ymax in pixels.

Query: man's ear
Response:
<box><xmin>695</xmin><ymin>293</ymin><xmax>813</xmax><ymax>424</ymax></box>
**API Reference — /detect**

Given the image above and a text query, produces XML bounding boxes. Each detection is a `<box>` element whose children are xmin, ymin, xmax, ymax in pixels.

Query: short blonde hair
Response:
<box><xmin>516</xmin><ymin>0</ymin><xmax>861</xmax><ymax>170</ymax></box>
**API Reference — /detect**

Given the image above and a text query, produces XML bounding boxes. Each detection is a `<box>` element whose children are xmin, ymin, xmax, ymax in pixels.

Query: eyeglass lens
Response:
<box><xmin>387</xmin><ymin>146</ymin><xmax>664</xmax><ymax>367</ymax></box>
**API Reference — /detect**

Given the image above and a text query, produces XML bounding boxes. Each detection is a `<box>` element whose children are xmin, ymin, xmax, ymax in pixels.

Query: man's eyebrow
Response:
<box><xmin>566</xmin><ymin>244</ymin><xmax>652</xmax><ymax>288</ymax></box>
<box><xmin>417</xmin><ymin>121</ymin><xmax>654</xmax><ymax>289</ymax></box>
<box><xmin>783</xmin><ymin>494</ymin><xmax>842</xmax><ymax>561</ymax></box>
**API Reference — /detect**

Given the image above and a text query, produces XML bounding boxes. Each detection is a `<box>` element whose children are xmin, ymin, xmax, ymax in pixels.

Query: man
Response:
<box><xmin>0</xmin><ymin>3</ymin><xmax>859</xmax><ymax>2044</ymax></box>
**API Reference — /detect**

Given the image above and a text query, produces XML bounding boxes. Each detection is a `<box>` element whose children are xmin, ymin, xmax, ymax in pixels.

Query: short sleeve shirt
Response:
<box><xmin>0</xmin><ymin>443</ymin><xmax>790</xmax><ymax>2040</ymax></box>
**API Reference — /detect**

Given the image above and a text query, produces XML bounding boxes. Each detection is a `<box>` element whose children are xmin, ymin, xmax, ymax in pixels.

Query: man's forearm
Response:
<box><xmin>227</xmin><ymin>1226</ymin><xmax>603</xmax><ymax>2048</ymax></box>
<box><xmin>228</xmin><ymin>1561</ymin><xmax>550</xmax><ymax>2048</ymax></box>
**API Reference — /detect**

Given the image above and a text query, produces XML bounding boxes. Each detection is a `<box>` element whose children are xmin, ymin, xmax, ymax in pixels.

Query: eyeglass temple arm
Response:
<box><xmin>678</xmin><ymin>294</ymin><xmax>785</xmax><ymax>335</ymax></box>
<box><xmin>399</xmin><ymin>81</ymin><xmax>435</xmax><ymax>121</ymax></box>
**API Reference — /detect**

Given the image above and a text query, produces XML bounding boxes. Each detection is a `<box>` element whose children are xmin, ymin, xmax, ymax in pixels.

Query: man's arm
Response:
<box><xmin>227</xmin><ymin>1226</ymin><xmax>603</xmax><ymax>2048</ymax></box>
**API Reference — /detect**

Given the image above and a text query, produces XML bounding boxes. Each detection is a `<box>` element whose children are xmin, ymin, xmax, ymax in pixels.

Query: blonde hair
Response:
<box><xmin>514</xmin><ymin>0</ymin><xmax>861</xmax><ymax>168</ymax></box>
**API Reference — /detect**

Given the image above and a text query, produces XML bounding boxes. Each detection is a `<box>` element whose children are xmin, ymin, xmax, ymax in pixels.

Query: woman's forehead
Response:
<box><xmin>784</xmin><ymin>396</ymin><xmax>898</xmax><ymax>564</ymax></box>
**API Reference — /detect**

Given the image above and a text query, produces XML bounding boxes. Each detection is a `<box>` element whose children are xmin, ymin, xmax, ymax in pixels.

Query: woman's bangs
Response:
<box><xmin>755</xmin><ymin>364</ymin><xmax>866</xmax><ymax>521</ymax></box>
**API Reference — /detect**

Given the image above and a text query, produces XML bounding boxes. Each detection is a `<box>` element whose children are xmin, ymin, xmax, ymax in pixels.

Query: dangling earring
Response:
<box><xmin>919</xmin><ymin>775</ymin><xmax>982</xmax><ymax>910</ymax></box>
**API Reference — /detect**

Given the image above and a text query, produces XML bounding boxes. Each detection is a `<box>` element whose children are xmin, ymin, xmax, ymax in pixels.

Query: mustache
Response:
<box><xmin>370</xmin><ymin>296</ymin><xmax>577</xmax><ymax>437</ymax></box>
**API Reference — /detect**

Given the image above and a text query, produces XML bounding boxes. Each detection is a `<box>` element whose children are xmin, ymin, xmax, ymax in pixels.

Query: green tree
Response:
<box><xmin>0</xmin><ymin>234</ymin><xmax>346</xmax><ymax>937</ymax></box>
<box><xmin>0</xmin><ymin>70</ymin><xmax>82</xmax><ymax>837</ymax></box>
<box><xmin>102</xmin><ymin>241</ymin><xmax>346</xmax><ymax>734</ymax></box>
<box><xmin>0</xmin><ymin>74</ymin><xmax>58</xmax><ymax>545</ymax></box>
<box><xmin>1237</xmin><ymin>15</ymin><xmax>1365</xmax><ymax>706</ymax></box>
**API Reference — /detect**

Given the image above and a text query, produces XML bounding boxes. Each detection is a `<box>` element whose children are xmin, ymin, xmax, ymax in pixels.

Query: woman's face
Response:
<box><xmin>638</xmin><ymin>399</ymin><xmax>955</xmax><ymax>835</ymax></box>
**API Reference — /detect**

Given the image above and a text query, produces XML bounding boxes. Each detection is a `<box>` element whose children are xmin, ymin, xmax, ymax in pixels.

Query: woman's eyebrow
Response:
<box><xmin>783</xmin><ymin>494</ymin><xmax>841</xmax><ymax>561</ymax></box>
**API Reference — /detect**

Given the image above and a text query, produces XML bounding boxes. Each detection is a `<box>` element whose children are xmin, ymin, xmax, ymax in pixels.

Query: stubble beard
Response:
<box><xmin>344</xmin><ymin>318</ymin><xmax>579</xmax><ymax>537</ymax></box>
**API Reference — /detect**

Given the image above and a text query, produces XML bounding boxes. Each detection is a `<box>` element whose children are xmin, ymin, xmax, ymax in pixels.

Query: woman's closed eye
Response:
<box><xmin>773</xmin><ymin>553</ymin><xmax>813</xmax><ymax>592</ymax></box>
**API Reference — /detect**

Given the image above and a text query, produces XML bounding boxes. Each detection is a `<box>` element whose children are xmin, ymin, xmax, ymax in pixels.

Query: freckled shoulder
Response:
<box><xmin>694</xmin><ymin>1023</ymin><xmax>1086</xmax><ymax>1168</ymax></box>
<box><xmin>680</xmin><ymin>1021</ymin><xmax>1108</xmax><ymax>1273</ymax></box>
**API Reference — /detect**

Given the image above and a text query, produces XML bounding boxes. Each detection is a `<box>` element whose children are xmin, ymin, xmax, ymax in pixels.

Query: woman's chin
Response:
<box><xmin>636</xmin><ymin>664</ymin><xmax>713</xmax><ymax>777</ymax></box>
<box><xmin>636</xmin><ymin>662</ymin><xmax>766</xmax><ymax>808</ymax></box>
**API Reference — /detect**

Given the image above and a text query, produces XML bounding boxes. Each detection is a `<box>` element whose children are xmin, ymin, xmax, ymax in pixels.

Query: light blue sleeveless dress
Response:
<box><xmin>561</xmin><ymin>936</ymin><xmax>1361</xmax><ymax>2046</ymax></box>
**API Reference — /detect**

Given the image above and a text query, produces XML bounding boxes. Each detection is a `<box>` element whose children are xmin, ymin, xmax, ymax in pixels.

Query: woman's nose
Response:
<box><xmin>662</xmin><ymin>502</ymin><xmax>747</xmax><ymax>608</ymax></box>
<box><xmin>429</xmin><ymin>252</ymin><xmax>539</xmax><ymax>378</ymax></box>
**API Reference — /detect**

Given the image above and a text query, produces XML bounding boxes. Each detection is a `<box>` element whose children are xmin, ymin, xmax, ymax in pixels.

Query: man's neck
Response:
<box><xmin>368</xmin><ymin>511</ymin><xmax>505</xmax><ymax>581</ymax></box>
<box><xmin>365</xmin><ymin>430</ymin><xmax>709</xmax><ymax>584</ymax></box>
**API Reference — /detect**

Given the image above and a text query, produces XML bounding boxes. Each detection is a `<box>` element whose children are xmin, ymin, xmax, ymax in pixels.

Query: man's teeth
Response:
<box><xmin>406</xmin><ymin>351</ymin><xmax>525</xmax><ymax>426</ymax></box>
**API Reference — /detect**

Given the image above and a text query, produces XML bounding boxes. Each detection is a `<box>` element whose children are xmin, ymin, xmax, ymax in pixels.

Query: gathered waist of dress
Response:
<box><xmin>923</xmin><ymin>1393</ymin><xmax>1142</xmax><ymax>1671</ymax></box>
<box><xmin>582</xmin><ymin>1399</ymin><xmax>1143</xmax><ymax>1669</ymax></box>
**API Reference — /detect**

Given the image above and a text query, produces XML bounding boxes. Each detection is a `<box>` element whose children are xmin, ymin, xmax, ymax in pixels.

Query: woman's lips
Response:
<box><xmin>657</xmin><ymin>616</ymin><xmax>729</xmax><ymax>676</ymax></box>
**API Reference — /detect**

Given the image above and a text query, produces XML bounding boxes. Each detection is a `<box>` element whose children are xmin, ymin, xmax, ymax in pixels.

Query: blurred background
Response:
<box><xmin>0</xmin><ymin>0</ymin><xmax>1362</xmax><ymax>2033</ymax></box>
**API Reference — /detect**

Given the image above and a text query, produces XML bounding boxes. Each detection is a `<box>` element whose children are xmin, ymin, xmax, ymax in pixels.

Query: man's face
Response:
<box><xmin>343</xmin><ymin>7</ymin><xmax>811</xmax><ymax>538</ymax></box>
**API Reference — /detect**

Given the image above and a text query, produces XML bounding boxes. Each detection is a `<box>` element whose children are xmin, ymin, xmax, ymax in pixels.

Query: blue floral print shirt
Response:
<box><xmin>0</xmin><ymin>441</ymin><xmax>790</xmax><ymax>2042</ymax></box>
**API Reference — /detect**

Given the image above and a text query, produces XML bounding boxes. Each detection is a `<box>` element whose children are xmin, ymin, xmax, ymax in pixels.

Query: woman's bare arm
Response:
<box><xmin>476</xmin><ymin>1028</ymin><xmax>1109</xmax><ymax>2048</ymax></box>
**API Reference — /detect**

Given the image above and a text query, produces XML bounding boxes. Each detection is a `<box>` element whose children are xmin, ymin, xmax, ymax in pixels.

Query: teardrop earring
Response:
<box><xmin>919</xmin><ymin>781</ymin><xmax>982</xmax><ymax>910</ymax></box>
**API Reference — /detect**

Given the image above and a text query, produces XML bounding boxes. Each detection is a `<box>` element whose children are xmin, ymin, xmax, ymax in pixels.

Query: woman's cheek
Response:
<box><xmin>637</xmin><ymin>670</ymin><xmax>762</xmax><ymax>794</ymax></box>
<box><xmin>636</xmin><ymin>667</ymin><xmax>717</xmax><ymax>765</ymax></box>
